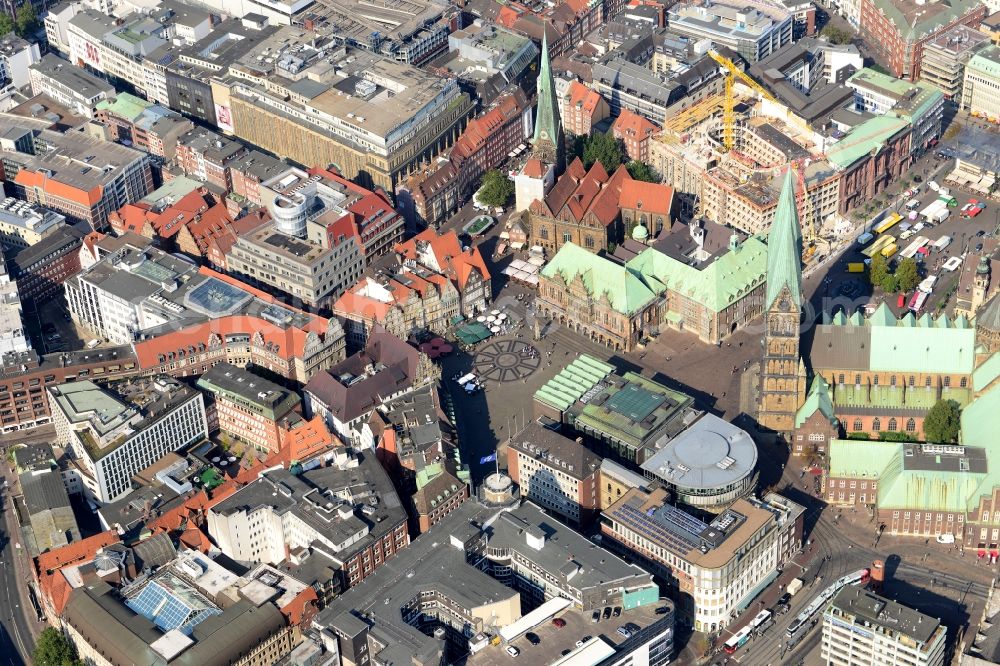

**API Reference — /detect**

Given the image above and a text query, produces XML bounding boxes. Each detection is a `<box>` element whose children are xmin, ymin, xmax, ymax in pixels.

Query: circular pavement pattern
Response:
<box><xmin>474</xmin><ymin>339</ymin><xmax>541</xmax><ymax>383</ymax></box>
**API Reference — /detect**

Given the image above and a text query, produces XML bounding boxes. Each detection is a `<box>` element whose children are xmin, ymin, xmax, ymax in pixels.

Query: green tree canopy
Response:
<box><xmin>33</xmin><ymin>628</ymin><xmax>82</xmax><ymax>666</ymax></box>
<box><xmin>923</xmin><ymin>399</ymin><xmax>962</xmax><ymax>443</ymax></box>
<box><xmin>869</xmin><ymin>253</ymin><xmax>889</xmax><ymax>289</ymax></box>
<box><xmin>0</xmin><ymin>14</ymin><xmax>13</xmax><ymax>36</ymax></box>
<box><xmin>821</xmin><ymin>26</ymin><xmax>854</xmax><ymax>44</ymax></box>
<box><xmin>477</xmin><ymin>169</ymin><xmax>514</xmax><ymax>208</ymax></box>
<box><xmin>895</xmin><ymin>258</ymin><xmax>920</xmax><ymax>293</ymax></box>
<box><xmin>15</xmin><ymin>1</ymin><xmax>38</xmax><ymax>38</ymax></box>
<box><xmin>626</xmin><ymin>160</ymin><xmax>659</xmax><ymax>183</ymax></box>
<box><xmin>582</xmin><ymin>131</ymin><xmax>625</xmax><ymax>172</ymax></box>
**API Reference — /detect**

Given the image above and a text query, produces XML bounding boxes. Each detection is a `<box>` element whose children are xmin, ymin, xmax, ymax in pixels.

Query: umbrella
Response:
<box><xmin>212</xmin><ymin>457</ymin><xmax>221</xmax><ymax>462</ymax></box>
<box><xmin>487</xmin><ymin>315</ymin><xmax>496</xmax><ymax>322</ymax></box>
<box><xmin>431</xmin><ymin>338</ymin><xmax>446</xmax><ymax>346</ymax></box>
<box><xmin>477</xmin><ymin>316</ymin><xmax>487</xmax><ymax>322</ymax></box>
<box><xmin>440</xmin><ymin>344</ymin><xmax>454</xmax><ymax>354</ymax></box>
<box><xmin>420</xmin><ymin>342</ymin><xmax>434</xmax><ymax>353</ymax></box>
<box><xmin>497</xmin><ymin>313</ymin><xmax>507</xmax><ymax>321</ymax></box>
<box><xmin>490</xmin><ymin>326</ymin><xmax>501</xmax><ymax>333</ymax></box>
<box><xmin>491</xmin><ymin>310</ymin><xmax>500</xmax><ymax>316</ymax></box>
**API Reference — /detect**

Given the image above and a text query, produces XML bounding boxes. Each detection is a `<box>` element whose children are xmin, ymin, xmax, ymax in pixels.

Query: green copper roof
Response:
<box><xmin>828</xmin><ymin>439</ymin><xmax>901</xmax><ymax>478</ymax></box>
<box><xmin>534</xmin><ymin>354</ymin><xmax>615</xmax><ymax>412</ymax></box>
<box><xmin>542</xmin><ymin>242</ymin><xmax>658</xmax><ymax>315</ymax></box>
<box><xmin>962</xmin><ymin>383</ymin><xmax>1000</xmax><ymax>448</ymax></box>
<box><xmin>532</xmin><ymin>33</ymin><xmax>561</xmax><ymax>149</ymax></box>
<box><xmin>879</xmin><ymin>468</ymin><xmax>986</xmax><ymax>514</ymax></box>
<box><xmin>869</xmin><ymin>321</ymin><xmax>976</xmax><ymax>375</ymax></box>
<box><xmin>626</xmin><ymin>236</ymin><xmax>768</xmax><ymax>313</ymax></box>
<box><xmin>965</xmin><ymin>45</ymin><xmax>1000</xmax><ymax>80</ymax></box>
<box><xmin>95</xmin><ymin>92</ymin><xmax>153</xmax><ymax>123</ymax></box>
<box><xmin>764</xmin><ymin>169</ymin><xmax>802</xmax><ymax>308</ymax></box>
<box><xmin>826</xmin><ymin>116</ymin><xmax>910</xmax><ymax>170</ymax></box>
<box><xmin>973</xmin><ymin>352</ymin><xmax>1000</xmax><ymax>393</ymax></box>
<box><xmin>795</xmin><ymin>376</ymin><xmax>837</xmax><ymax>428</ymax></box>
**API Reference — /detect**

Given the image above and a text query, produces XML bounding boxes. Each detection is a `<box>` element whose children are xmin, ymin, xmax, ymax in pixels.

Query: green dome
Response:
<box><xmin>631</xmin><ymin>224</ymin><xmax>649</xmax><ymax>241</ymax></box>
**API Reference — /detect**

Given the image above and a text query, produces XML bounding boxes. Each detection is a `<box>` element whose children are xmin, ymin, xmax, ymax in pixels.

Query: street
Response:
<box><xmin>0</xmin><ymin>477</ymin><xmax>32</xmax><ymax>666</ymax></box>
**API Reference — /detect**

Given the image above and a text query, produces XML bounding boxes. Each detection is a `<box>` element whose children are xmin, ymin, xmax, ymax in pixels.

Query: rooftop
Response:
<box><xmin>827</xmin><ymin>587</ymin><xmax>943</xmax><ymax>645</ymax></box>
<box><xmin>866</xmin><ymin>0</ymin><xmax>985</xmax><ymax>44</ymax></box>
<box><xmin>29</xmin><ymin>54</ymin><xmax>115</xmax><ymax>100</ymax></box>
<box><xmin>196</xmin><ymin>363</ymin><xmax>300</xmax><ymax>420</ymax></box>
<box><xmin>509</xmin><ymin>422</ymin><xmax>602</xmax><ymax>481</ymax></box>
<box><xmin>640</xmin><ymin>413</ymin><xmax>758</xmax><ymax>490</ymax></box>
<box><xmin>571</xmin><ymin>371</ymin><xmax>698</xmax><ymax>456</ymax></box>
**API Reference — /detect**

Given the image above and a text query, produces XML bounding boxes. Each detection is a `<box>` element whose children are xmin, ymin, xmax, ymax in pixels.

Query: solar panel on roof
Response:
<box><xmin>125</xmin><ymin>573</ymin><xmax>221</xmax><ymax>635</ymax></box>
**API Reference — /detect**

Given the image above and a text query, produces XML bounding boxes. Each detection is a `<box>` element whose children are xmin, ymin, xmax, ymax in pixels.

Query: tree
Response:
<box><xmin>0</xmin><ymin>13</ymin><xmax>13</xmax><ymax>36</ymax></box>
<box><xmin>869</xmin><ymin>253</ymin><xmax>889</xmax><ymax>289</ymax></box>
<box><xmin>33</xmin><ymin>628</ymin><xmax>82</xmax><ymax>666</ymax></box>
<box><xmin>881</xmin><ymin>274</ymin><xmax>899</xmax><ymax>294</ymax></box>
<box><xmin>582</xmin><ymin>131</ymin><xmax>625</xmax><ymax>172</ymax></box>
<box><xmin>477</xmin><ymin>169</ymin><xmax>514</xmax><ymax>208</ymax></box>
<box><xmin>626</xmin><ymin>160</ymin><xmax>659</xmax><ymax>183</ymax></box>
<box><xmin>923</xmin><ymin>399</ymin><xmax>962</xmax><ymax>443</ymax></box>
<box><xmin>821</xmin><ymin>25</ymin><xmax>854</xmax><ymax>45</ymax></box>
<box><xmin>895</xmin><ymin>257</ymin><xmax>920</xmax><ymax>293</ymax></box>
<box><xmin>14</xmin><ymin>1</ymin><xmax>37</xmax><ymax>38</ymax></box>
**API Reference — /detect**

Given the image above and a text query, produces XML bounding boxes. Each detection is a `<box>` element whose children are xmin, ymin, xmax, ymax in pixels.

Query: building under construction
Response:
<box><xmin>650</xmin><ymin>78</ymin><xmax>917</xmax><ymax>248</ymax></box>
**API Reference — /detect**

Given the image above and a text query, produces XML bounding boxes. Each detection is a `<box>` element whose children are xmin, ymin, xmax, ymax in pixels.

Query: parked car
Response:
<box><xmin>576</xmin><ymin>637</ymin><xmax>592</xmax><ymax>648</ymax></box>
<box><xmin>617</xmin><ymin>627</ymin><xmax>633</xmax><ymax>639</ymax></box>
<box><xmin>778</xmin><ymin>592</ymin><xmax>792</xmax><ymax>605</ymax></box>
<box><xmin>525</xmin><ymin>633</ymin><xmax>540</xmax><ymax>646</ymax></box>
<box><xmin>655</xmin><ymin>606</ymin><xmax>670</xmax><ymax>615</ymax></box>
<box><xmin>625</xmin><ymin>623</ymin><xmax>641</xmax><ymax>633</ymax></box>
<box><xmin>592</xmin><ymin>611</ymin><xmax>600</xmax><ymax>623</ymax></box>
<box><xmin>976</xmin><ymin>243</ymin><xmax>984</xmax><ymax>253</ymax></box>
<box><xmin>612</xmin><ymin>607</ymin><xmax>622</xmax><ymax>617</ymax></box>
<box><xmin>603</xmin><ymin>607</ymin><xmax>612</xmax><ymax>620</ymax></box>
<box><xmin>506</xmin><ymin>646</ymin><xmax>520</xmax><ymax>657</ymax></box>
<box><xmin>936</xmin><ymin>534</ymin><xmax>955</xmax><ymax>544</ymax></box>
<box><xmin>552</xmin><ymin>618</ymin><xmax>566</xmax><ymax>628</ymax></box>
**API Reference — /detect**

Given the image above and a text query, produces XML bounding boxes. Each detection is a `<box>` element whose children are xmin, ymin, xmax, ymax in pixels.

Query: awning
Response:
<box><xmin>511</xmin><ymin>242</ymin><xmax>525</xmax><ymax>250</ymax></box>
<box><xmin>499</xmin><ymin>231</ymin><xmax>510</xmax><ymax>239</ymax></box>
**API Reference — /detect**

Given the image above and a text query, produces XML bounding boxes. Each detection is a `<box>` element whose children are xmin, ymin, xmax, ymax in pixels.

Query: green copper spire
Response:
<box><xmin>765</xmin><ymin>168</ymin><xmax>803</xmax><ymax>308</ymax></box>
<box><xmin>532</xmin><ymin>33</ymin><xmax>562</xmax><ymax>156</ymax></box>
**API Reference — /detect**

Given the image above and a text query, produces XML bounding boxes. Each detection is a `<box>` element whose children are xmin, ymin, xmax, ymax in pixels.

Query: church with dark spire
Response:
<box><xmin>514</xmin><ymin>34</ymin><xmax>564</xmax><ymax>211</ymax></box>
<box><xmin>758</xmin><ymin>169</ymin><xmax>807</xmax><ymax>440</ymax></box>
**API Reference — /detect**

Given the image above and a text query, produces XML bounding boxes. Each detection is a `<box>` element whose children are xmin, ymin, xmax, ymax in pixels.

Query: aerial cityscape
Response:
<box><xmin>0</xmin><ymin>0</ymin><xmax>998</xmax><ymax>664</ymax></box>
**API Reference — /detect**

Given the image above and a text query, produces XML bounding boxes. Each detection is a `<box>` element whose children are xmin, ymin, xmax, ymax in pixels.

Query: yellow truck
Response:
<box><xmin>847</xmin><ymin>263</ymin><xmax>865</xmax><ymax>273</ymax></box>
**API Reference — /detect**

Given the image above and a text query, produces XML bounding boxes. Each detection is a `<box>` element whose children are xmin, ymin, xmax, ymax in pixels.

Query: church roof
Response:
<box><xmin>795</xmin><ymin>375</ymin><xmax>837</xmax><ymax>428</ymax></box>
<box><xmin>540</xmin><ymin>242</ymin><xmax>657</xmax><ymax>315</ymax></box>
<box><xmin>532</xmin><ymin>33</ymin><xmax>562</xmax><ymax>148</ymax></box>
<box><xmin>980</xmin><ymin>292</ymin><xmax>1000</xmax><ymax>332</ymax></box>
<box><xmin>765</xmin><ymin>169</ymin><xmax>802</xmax><ymax>308</ymax></box>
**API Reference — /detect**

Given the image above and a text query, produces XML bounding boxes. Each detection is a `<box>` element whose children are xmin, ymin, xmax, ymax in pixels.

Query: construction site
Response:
<box><xmin>651</xmin><ymin>51</ymin><xmax>919</xmax><ymax>261</ymax></box>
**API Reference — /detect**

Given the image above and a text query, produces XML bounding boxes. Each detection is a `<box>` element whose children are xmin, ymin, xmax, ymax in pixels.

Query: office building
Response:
<box><xmin>28</xmin><ymin>53</ymin><xmax>115</xmax><ymax>117</ymax></box>
<box><xmin>10</xmin><ymin>226</ymin><xmax>83</xmax><ymax>304</ymax></box>
<box><xmin>0</xmin><ymin>251</ymin><xmax>30</xmax><ymax>356</ymax></box>
<box><xmin>438</xmin><ymin>23</ymin><xmax>537</xmax><ymax>97</ymax></box>
<box><xmin>962</xmin><ymin>45</ymin><xmax>1000</xmax><ymax>121</ymax></box>
<box><xmin>94</xmin><ymin>93</ymin><xmax>194</xmax><ymax>161</ymax></box>
<box><xmin>667</xmin><ymin>0</ymin><xmax>794</xmax><ymax>62</ymax></box>
<box><xmin>920</xmin><ymin>25</ymin><xmax>990</xmax><ymax>99</ymax></box>
<box><xmin>2</xmin><ymin>116</ymin><xmax>153</xmax><ymax>231</ymax></box>
<box><xmin>847</xmin><ymin>67</ymin><xmax>945</xmax><ymax>152</ymax></box>
<box><xmin>602</xmin><ymin>488</ymin><xmax>804</xmax><ymax>631</ymax></box>
<box><xmin>639</xmin><ymin>413</ymin><xmax>759</xmax><ymax>511</ymax></box>
<box><xmin>173</xmin><ymin>127</ymin><xmax>246</xmax><ymax>191</ymax></box>
<box><xmin>66</xmin><ymin>235</ymin><xmax>347</xmax><ymax>382</ymax></box>
<box><xmin>507</xmin><ymin>422</ymin><xmax>602</xmax><ymax>525</ymax></box>
<box><xmin>304</xmin><ymin>325</ymin><xmax>437</xmax><ymax>445</ymax></box>
<box><xmin>563</xmin><ymin>80</ymin><xmax>610</xmax><ymax>136</ymax></box>
<box><xmin>218</xmin><ymin>45</ymin><xmax>474</xmax><ymax>191</ymax></box>
<box><xmin>859</xmin><ymin>0</ymin><xmax>987</xmax><ymax>80</ymax></box>
<box><xmin>207</xmin><ymin>449</ymin><xmax>409</xmax><ymax>589</ymax></box>
<box><xmin>57</xmin><ymin>547</ymin><xmax>308</xmax><ymax>666</ymax></box>
<box><xmin>823</xmin><ymin>588</ymin><xmax>946</xmax><ymax>666</ymax></box>
<box><xmin>613</xmin><ymin>109</ymin><xmax>660</xmax><ymax>163</ymax></box>
<box><xmin>226</xmin><ymin>223</ymin><xmax>364</xmax><ymax>307</ymax></box>
<box><xmin>0</xmin><ymin>198</ymin><xmax>66</xmax><ymax>250</ymax></box>
<box><xmin>196</xmin><ymin>363</ymin><xmax>301</xmax><ymax>454</ymax></box>
<box><xmin>0</xmin><ymin>33</ymin><xmax>40</xmax><ymax>89</ymax></box>
<box><xmin>51</xmin><ymin>376</ymin><xmax>208</xmax><ymax>503</ymax></box>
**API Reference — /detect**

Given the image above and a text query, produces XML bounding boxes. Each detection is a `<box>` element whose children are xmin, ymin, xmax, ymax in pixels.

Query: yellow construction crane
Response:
<box><xmin>706</xmin><ymin>49</ymin><xmax>781</xmax><ymax>152</ymax></box>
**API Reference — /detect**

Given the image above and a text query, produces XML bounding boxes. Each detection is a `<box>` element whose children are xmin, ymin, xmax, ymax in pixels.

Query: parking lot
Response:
<box><xmin>466</xmin><ymin>604</ymin><xmax>665</xmax><ymax>666</ymax></box>
<box><xmin>819</xmin><ymin>172</ymin><xmax>1000</xmax><ymax>319</ymax></box>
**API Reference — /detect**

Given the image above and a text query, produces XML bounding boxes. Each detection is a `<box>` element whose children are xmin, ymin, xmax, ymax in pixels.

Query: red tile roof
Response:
<box><xmin>14</xmin><ymin>169</ymin><xmax>103</xmax><ymax>207</ymax></box>
<box><xmin>522</xmin><ymin>158</ymin><xmax>545</xmax><ymax>178</ymax></box>
<box><xmin>109</xmin><ymin>202</ymin><xmax>155</xmax><ymax>236</ymax></box>
<box><xmin>35</xmin><ymin>531</ymin><xmax>121</xmax><ymax>576</ymax></box>
<box><xmin>278</xmin><ymin>415</ymin><xmax>339</xmax><ymax>465</ymax></box>
<box><xmin>565</xmin><ymin>81</ymin><xmax>604</xmax><ymax>115</ymax></box>
<box><xmin>619</xmin><ymin>180</ymin><xmax>674</xmax><ymax>217</ymax></box>
<box><xmin>613</xmin><ymin>109</ymin><xmax>660</xmax><ymax>139</ymax></box>
<box><xmin>534</xmin><ymin>159</ymin><xmax>632</xmax><ymax>227</ymax></box>
<box><xmin>394</xmin><ymin>229</ymin><xmax>490</xmax><ymax>290</ymax></box>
